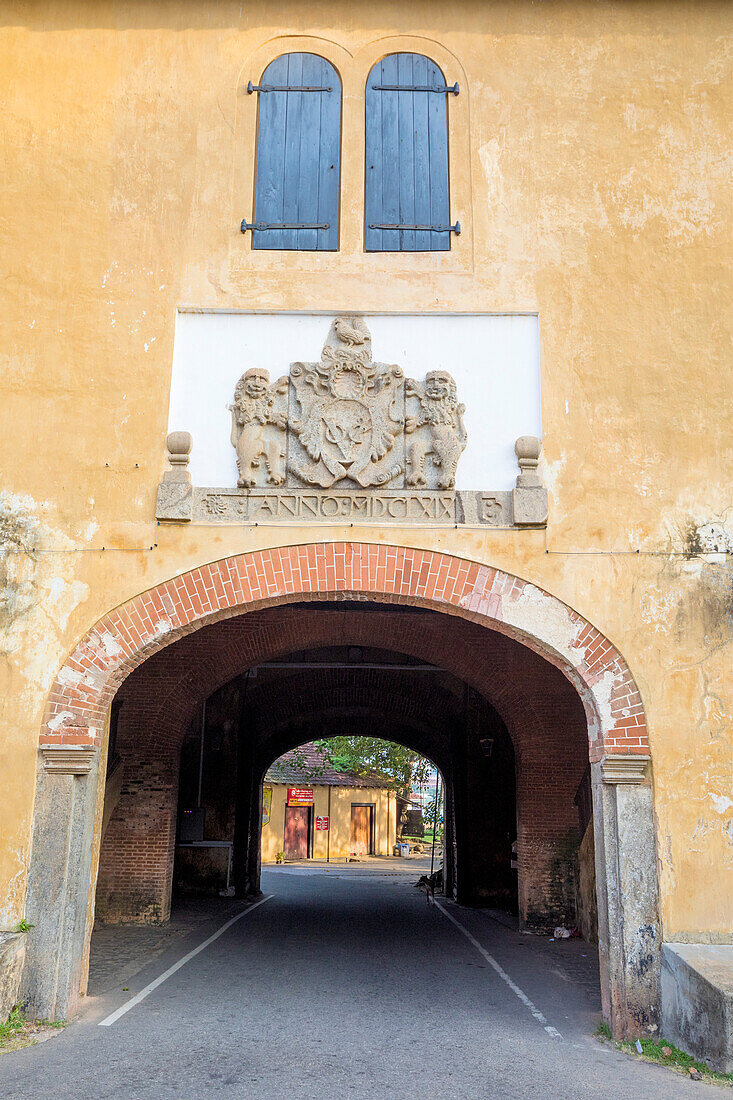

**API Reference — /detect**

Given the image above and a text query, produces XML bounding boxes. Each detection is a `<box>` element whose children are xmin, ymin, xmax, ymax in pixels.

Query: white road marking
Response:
<box><xmin>98</xmin><ymin>894</ymin><xmax>274</xmax><ymax>1027</ymax></box>
<box><xmin>433</xmin><ymin>898</ymin><xmax>564</xmax><ymax>1040</ymax></box>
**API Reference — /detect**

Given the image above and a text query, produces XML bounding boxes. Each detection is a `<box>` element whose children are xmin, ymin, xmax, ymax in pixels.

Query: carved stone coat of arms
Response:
<box><xmin>158</xmin><ymin>315</ymin><xmax>546</xmax><ymax>527</ymax></box>
<box><xmin>228</xmin><ymin>316</ymin><xmax>467</xmax><ymax>491</ymax></box>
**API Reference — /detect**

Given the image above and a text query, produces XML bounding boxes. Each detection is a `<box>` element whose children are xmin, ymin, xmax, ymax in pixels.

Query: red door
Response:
<box><xmin>284</xmin><ymin>806</ymin><xmax>310</xmax><ymax>859</ymax></box>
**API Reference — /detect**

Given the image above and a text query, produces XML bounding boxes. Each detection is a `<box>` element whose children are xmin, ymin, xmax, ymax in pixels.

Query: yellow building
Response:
<box><xmin>0</xmin><ymin>0</ymin><xmax>731</xmax><ymax>1069</ymax></box>
<box><xmin>261</xmin><ymin>744</ymin><xmax>397</xmax><ymax>862</ymax></box>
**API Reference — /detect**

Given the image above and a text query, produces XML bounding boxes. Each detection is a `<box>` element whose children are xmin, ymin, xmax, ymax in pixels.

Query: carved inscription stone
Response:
<box><xmin>193</xmin><ymin>488</ymin><xmax>513</xmax><ymax>526</ymax></box>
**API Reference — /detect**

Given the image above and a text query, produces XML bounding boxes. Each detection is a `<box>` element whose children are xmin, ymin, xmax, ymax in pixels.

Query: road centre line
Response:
<box><xmin>98</xmin><ymin>894</ymin><xmax>274</xmax><ymax>1027</ymax></box>
<box><xmin>433</xmin><ymin>898</ymin><xmax>563</xmax><ymax>1040</ymax></box>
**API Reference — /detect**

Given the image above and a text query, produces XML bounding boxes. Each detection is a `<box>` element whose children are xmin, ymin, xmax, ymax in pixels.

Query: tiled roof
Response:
<box><xmin>265</xmin><ymin>742</ymin><xmax>388</xmax><ymax>788</ymax></box>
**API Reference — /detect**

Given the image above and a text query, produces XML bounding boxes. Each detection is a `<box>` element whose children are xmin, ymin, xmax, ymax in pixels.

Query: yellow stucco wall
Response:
<box><xmin>261</xmin><ymin>785</ymin><xmax>397</xmax><ymax>861</ymax></box>
<box><xmin>0</xmin><ymin>2</ymin><xmax>731</xmax><ymax>941</ymax></box>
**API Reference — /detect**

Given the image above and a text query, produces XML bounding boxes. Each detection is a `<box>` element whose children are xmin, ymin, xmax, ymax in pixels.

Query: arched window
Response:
<box><xmin>365</xmin><ymin>53</ymin><xmax>458</xmax><ymax>252</ymax></box>
<box><xmin>244</xmin><ymin>53</ymin><xmax>341</xmax><ymax>251</ymax></box>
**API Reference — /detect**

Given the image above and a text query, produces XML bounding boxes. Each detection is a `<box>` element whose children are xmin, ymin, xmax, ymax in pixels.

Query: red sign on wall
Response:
<box><xmin>315</xmin><ymin>816</ymin><xmax>329</xmax><ymax>831</ymax></box>
<box><xmin>287</xmin><ymin>787</ymin><xmax>314</xmax><ymax>806</ymax></box>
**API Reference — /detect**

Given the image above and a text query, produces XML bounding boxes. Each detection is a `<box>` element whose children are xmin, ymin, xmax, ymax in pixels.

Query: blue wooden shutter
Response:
<box><xmin>250</xmin><ymin>53</ymin><xmax>341</xmax><ymax>251</ymax></box>
<box><xmin>365</xmin><ymin>54</ymin><xmax>454</xmax><ymax>252</ymax></box>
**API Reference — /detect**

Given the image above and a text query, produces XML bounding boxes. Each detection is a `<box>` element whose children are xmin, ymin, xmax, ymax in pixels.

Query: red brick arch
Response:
<box><xmin>41</xmin><ymin>543</ymin><xmax>648</xmax><ymax>762</ymax></box>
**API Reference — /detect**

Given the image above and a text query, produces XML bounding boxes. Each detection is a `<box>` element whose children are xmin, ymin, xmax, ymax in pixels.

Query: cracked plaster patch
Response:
<box><xmin>1</xmin><ymin>494</ymin><xmax>92</xmax><ymax>705</ymax></box>
<box><xmin>500</xmin><ymin>582</ymin><xmax>586</xmax><ymax>671</ymax></box>
<box><xmin>1</xmin><ymin>849</ymin><xmax>29</xmax><ymax>928</ymax></box>
<box><xmin>541</xmin><ymin>452</ymin><xmax>567</xmax><ymax>504</ymax></box>
<box><xmin>47</xmin><ymin>710</ymin><xmax>74</xmax><ymax>732</ymax></box>
<box><xmin>640</xmin><ymin>588</ymin><xmax>679</xmax><ymax>633</ymax></box>
<box><xmin>46</xmin><ymin>578</ymin><xmax>90</xmax><ymax>632</ymax></box>
<box><xmin>709</xmin><ymin>793</ymin><xmax>732</xmax><ymax>815</ymax></box>
<box><xmin>97</xmin><ymin>631</ymin><xmax>124</xmax><ymax>660</ymax></box>
<box><xmin>57</xmin><ymin>666</ymin><xmax>83</xmax><ymax>687</ymax></box>
<box><xmin>82</xmin><ymin>668</ymin><xmax>108</xmax><ymax>692</ymax></box>
<box><xmin>590</xmin><ymin>668</ymin><xmax>618</xmax><ymax>734</ymax></box>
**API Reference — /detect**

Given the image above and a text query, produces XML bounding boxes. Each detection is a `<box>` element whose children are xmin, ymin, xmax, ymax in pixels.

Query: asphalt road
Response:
<box><xmin>0</xmin><ymin>866</ymin><xmax>718</xmax><ymax>1099</ymax></box>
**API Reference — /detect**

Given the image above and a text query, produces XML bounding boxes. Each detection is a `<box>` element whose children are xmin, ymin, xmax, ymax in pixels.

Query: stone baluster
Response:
<box><xmin>156</xmin><ymin>431</ymin><xmax>194</xmax><ymax>521</ymax></box>
<box><xmin>512</xmin><ymin>435</ymin><xmax>548</xmax><ymax>525</ymax></box>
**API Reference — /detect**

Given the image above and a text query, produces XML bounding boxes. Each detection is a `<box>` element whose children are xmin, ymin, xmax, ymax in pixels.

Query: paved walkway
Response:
<box><xmin>0</xmin><ymin>866</ymin><xmax>717</xmax><ymax>1099</ymax></box>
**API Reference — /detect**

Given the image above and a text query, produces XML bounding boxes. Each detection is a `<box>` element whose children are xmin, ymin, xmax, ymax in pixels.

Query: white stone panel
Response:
<box><xmin>167</xmin><ymin>311</ymin><xmax>541</xmax><ymax>491</ymax></box>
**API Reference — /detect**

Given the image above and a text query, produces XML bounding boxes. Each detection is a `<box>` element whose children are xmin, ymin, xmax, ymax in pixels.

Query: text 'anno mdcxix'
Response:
<box><xmin>200</xmin><ymin>490</ymin><xmax>457</xmax><ymax>522</ymax></box>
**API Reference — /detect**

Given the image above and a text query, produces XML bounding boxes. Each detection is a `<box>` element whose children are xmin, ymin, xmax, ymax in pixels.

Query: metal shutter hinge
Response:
<box><xmin>240</xmin><ymin>221</ymin><xmax>330</xmax><ymax>233</ymax></box>
<box><xmin>371</xmin><ymin>83</ymin><xmax>459</xmax><ymax>95</ymax></box>
<box><xmin>368</xmin><ymin>221</ymin><xmax>461</xmax><ymax>235</ymax></box>
<box><xmin>247</xmin><ymin>81</ymin><xmax>333</xmax><ymax>93</ymax></box>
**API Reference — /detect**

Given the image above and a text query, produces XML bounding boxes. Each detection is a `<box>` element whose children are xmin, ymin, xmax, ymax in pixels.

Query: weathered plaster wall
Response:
<box><xmin>0</xmin><ymin>0</ymin><xmax>730</xmax><ymax>948</ymax></box>
<box><xmin>0</xmin><ymin>933</ymin><xmax>26</xmax><ymax>1020</ymax></box>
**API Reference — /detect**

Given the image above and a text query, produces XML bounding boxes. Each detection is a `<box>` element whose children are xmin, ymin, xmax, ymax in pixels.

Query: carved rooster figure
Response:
<box><xmin>333</xmin><ymin>316</ymin><xmax>370</xmax><ymax>348</ymax></box>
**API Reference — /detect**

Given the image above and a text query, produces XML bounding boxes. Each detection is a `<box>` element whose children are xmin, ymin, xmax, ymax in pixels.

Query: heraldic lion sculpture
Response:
<box><xmin>405</xmin><ymin>370</ymin><xmax>467</xmax><ymax>490</ymax></box>
<box><xmin>229</xmin><ymin>367</ymin><xmax>289</xmax><ymax>487</ymax></box>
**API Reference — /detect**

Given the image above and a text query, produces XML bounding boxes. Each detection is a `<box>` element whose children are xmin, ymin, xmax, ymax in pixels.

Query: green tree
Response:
<box><xmin>423</xmin><ymin>791</ymin><xmax>443</xmax><ymax>830</ymax></box>
<box><xmin>314</xmin><ymin>736</ymin><xmax>432</xmax><ymax>798</ymax></box>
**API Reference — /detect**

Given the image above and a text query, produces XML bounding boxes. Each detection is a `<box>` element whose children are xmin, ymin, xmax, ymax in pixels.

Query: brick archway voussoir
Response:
<box><xmin>41</xmin><ymin>543</ymin><xmax>648</xmax><ymax>763</ymax></box>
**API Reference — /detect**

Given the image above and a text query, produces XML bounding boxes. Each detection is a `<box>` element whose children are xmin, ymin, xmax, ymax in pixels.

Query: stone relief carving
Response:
<box><xmin>227</xmin><ymin>316</ymin><xmax>466</xmax><ymax>491</ymax></box>
<box><xmin>229</xmin><ymin>367</ymin><xmax>288</xmax><ymax>488</ymax></box>
<box><xmin>405</xmin><ymin>371</ymin><xmax>467</xmax><ymax>490</ymax></box>
<box><xmin>288</xmin><ymin>318</ymin><xmax>406</xmax><ymax>489</ymax></box>
<box><xmin>156</xmin><ymin>315</ymin><xmax>548</xmax><ymax>527</ymax></box>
